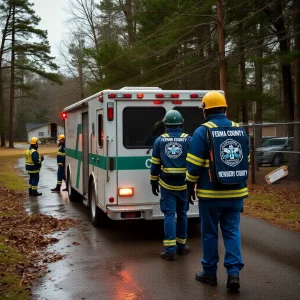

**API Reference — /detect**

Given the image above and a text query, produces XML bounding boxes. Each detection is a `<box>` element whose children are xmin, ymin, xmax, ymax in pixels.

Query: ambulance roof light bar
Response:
<box><xmin>120</xmin><ymin>87</ymin><xmax>162</xmax><ymax>90</ymax></box>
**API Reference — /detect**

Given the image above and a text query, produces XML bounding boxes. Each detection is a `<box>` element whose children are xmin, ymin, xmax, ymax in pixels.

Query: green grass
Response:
<box><xmin>0</xmin><ymin>236</ymin><xmax>30</xmax><ymax>300</ymax></box>
<box><xmin>245</xmin><ymin>192</ymin><xmax>300</xmax><ymax>231</ymax></box>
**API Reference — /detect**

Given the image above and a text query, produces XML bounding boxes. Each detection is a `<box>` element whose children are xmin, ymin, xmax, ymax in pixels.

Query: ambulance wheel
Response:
<box><xmin>67</xmin><ymin>171</ymin><xmax>81</xmax><ymax>202</ymax></box>
<box><xmin>90</xmin><ymin>182</ymin><xmax>109</xmax><ymax>227</ymax></box>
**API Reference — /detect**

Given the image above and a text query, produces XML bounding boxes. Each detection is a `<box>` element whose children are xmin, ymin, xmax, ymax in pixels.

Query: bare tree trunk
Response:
<box><xmin>239</xmin><ymin>23</ymin><xmax>249</xmax><ymax>134</ymax></box>
<box><xmin>216</xmin><ymin>0</ymin><xmax>227</xmax><ymax>98</ymax></box>
<box><xmin>289</xmin><ymin>0</ymin><xmax>300</xmax><ymax>178</ymax></box>
<box><xmin>9</xmin><ymin>5</ymin><xmax>15</xmax><ymax>148</ymax></box>
<box><xmin>0</xmin><ymin>7</ymin><xmax>12</xmax><ymax>147</ymax></box>
<box><xmin>254</xmin><ymin>23</ymin><xmax>264</xmax><ymax>149</ymax></box>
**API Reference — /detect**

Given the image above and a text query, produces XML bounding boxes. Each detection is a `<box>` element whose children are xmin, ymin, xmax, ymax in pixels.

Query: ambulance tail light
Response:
<box><xmin>172</xmin><ymin>100</ymin><xmax>182</xmax><ymax>104</ymax></box>
<box><xmin>107</xmin><ymin>103</ymin><xmax>114</xmax><ymax>121</ymax></box>
<box><xmin>153</xmin><ymin>100</ymin><xmax>164</xmax><ymax>105</ymax></box>
<box><xmin>109</xmin><ymin>158</ymin><xmax>114</xmax><ymax>171</ymax></box>
<box><xmin>118</xmin><ymin>187</ymin><xmax>134</xmax><ymax>197</ymax></box>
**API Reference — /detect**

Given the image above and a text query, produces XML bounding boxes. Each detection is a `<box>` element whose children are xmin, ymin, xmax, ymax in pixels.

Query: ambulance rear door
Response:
<box><xmin>116</xmin><ymin>100</ymin><xmax>173</xmax><ymax>205</ymax></box>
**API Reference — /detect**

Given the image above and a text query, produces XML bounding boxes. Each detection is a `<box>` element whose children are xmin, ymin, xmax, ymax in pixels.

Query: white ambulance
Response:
<box><xmin>63</xmin><ymin>87</ymin><xmax>214</xmax><ymax>226</ymax></box>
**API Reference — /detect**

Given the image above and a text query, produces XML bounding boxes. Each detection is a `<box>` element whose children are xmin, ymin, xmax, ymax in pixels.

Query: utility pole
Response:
<box><xmin>216</xmin><ymin>0</ymin><xmax>227</xmax><ymax>97</ymax></box>
<box><xmin>9</xmin><ymin>4</ymin><xmax>15</xmax><ymax>148</ymax></box>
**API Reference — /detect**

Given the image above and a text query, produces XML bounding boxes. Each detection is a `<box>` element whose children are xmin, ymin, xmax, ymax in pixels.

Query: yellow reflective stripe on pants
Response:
<box><xmin>159</xmin><ymin>179</ymin><xmax>187</xmax><ymax>191</ymax></box>
<box><xmin>163</xmin><ymin>239</ymin><xmax>176</xmax><ymax>246</ymax></box>
<box><xmin>176</xmin><ymin>237</ymin><xmax>186</xmax><ymax>244</ymax></box>
<box><xmin>150</xmin><ymin>175</ymin><xmax>159</xmax><ymax>180</ymax></box>
<box><xmin>196</xmin><ymin>188</ymin><xmax>248</xmax><ymax>198</ymax></box>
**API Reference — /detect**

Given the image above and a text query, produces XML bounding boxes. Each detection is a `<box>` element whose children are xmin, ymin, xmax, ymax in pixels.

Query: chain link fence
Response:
<box><xmin>242</xmin><ymin>121</ymin><xmax>300</xmax><ymax>188</ymax></box>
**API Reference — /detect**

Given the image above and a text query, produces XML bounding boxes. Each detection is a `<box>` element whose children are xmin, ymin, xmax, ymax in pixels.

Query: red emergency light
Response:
<box><xmin>107</xmin><ymin>103</ymin><xmax>114</xmax><ymax>121</ymax></box>
<box><xmin>62</xmin><ymin>112</ymin><xmax>68</xmax><ymax>119</ymax></box>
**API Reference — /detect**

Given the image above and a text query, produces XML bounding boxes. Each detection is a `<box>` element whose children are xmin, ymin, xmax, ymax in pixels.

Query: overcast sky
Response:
<box><xmin>32</xmin><ymin>0</ymin><xmax>70</xmax><ymax>61</ymax></box>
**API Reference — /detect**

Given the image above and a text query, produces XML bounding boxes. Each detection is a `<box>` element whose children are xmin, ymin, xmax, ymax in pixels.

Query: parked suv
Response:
<box><xmin>255</xmin><ymin>137</ymin><xmax>294</xmax><ymax>167</ymax></box>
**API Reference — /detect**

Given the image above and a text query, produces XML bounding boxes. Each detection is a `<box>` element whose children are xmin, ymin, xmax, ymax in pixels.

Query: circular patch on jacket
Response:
<box><xmin>220</xmin><ymin>139</ymin><xmax>243</xmax><ymax>167</ymax></box>
<box><xmin>165</xmin><ymin>142</ymin><xmax>182</xmax><ymax>159</ymax></box>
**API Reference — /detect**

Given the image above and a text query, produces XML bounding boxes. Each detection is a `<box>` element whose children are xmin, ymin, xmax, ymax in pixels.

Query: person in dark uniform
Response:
<box><xmin>186</xmin><ymin>91</ymin><xmax>250</xmax><ymax>291</ymax></box>
<box><xmin>150</xmin><ymin>110</ymin><xmax>192</xmax><ymax>261</ymax></box>
<box><xmin>51</xmin><ymin>134</ymin><xmax>67</xmax><ymax>192</ymax></box>
<box><xmin>25</xmin><ymin>137</ymin><xmax>44</xmax><ymax>196</ymax></box>
<box><xmin>145</xmin><ymin>121</ymin><xmax>165</xmax><ymax>146</ymax></box>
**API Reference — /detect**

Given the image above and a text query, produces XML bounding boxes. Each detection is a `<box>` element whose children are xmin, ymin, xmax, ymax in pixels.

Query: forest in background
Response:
<box><xmin>0</xmin><ymin>0</ymin><xmax>299</xmax><ymax>147</ymax></box>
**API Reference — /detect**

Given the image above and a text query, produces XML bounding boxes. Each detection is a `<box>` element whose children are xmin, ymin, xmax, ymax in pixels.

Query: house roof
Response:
<box><xmin>26</xmin><ymin>122</ymin><xmax>63</xmax><ymax>132</ymax></box>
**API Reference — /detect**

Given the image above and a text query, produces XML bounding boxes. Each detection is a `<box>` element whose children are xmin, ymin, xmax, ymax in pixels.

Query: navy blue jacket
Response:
<box><xmin>150</xmin><ymin>127</ymin><xmax>192</xmax><ymax>191</ymax></box>
<box><xmin>186</xmin><ymin>113</ymin><xmax>250</xmax><ymax>200</ymax></box>
<box><xmin>57</xmin><ymin>144</ymin><xmax>65</xmax><ymax>166</ymax></box>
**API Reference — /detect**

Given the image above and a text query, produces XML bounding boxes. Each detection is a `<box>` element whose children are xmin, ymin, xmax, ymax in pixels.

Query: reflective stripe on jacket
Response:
<box><xmin>186</xmin><ymin>113</ymin><xmax>250</xmax><ymax>200</ymax></box>
<box><xmin>25</xmin><ymin>147</ymin><xmax>41</xmax><ymax>173</ymax></box>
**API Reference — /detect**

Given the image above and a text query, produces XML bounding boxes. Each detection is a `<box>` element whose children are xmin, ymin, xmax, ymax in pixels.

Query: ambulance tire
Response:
<box><xmin>90</xmin><ymin>182</ymin><xmax>109</xmax><ymax>227</ymax></box>
<box><xmin>67</xmin><ymin>171</ymin><xmax>81</xmax><ymax>202</ymax></box>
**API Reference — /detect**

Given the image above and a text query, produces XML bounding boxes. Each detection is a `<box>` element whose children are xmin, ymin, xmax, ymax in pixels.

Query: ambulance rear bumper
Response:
<box><xmin>106</xmin><ymin>202</ymin><xmax>199</xmax><ymax>220</ymax></box>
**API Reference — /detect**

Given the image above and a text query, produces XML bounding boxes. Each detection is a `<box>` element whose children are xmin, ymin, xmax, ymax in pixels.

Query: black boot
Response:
<box><xmin>29</xmin><ymin>188</ymin><xmax>32</xmax><ymax>196</ymax></box>
<box><xmin>196</xmin><ymin>272</ymin><xmax>217</xmax><ymax>286</ymax></box>
<box><xmin>160</xmin><ymin>251</ymin><xmax>175</xmax><ymax>261</ymax></box>
<box><xmin>177</xmin><ymin>245</ymin><xmax>190</xmax><ymax>256</ymax></box>
<box><xmin>226</xmin><ymin>274</ymin><xmax>240</xmax><ymax>291</ymax></box>
<box><xmin>51</xmin><ymin>185</ymin><xmax>61</xmax><ymax>192</ymax></box>
<box><xmin>32</xmin><ymin>190</ymin><xmax>42</xmax><ymax>196</ymax></box>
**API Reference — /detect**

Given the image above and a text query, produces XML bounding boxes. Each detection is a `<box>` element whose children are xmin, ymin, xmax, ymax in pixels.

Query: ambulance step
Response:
<box><xmin>83</xmin><ymin>194</ymin><xmax>89</xmax><ymax>207</ymax></box>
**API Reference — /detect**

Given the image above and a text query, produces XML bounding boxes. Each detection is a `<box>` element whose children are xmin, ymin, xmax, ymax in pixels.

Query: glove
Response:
<box><xmin>188</xmin><ymin>185</ymin><xmax>196</xmax><ymax>205</ymax></box>
<box><xmin>151</xmin><ymin>183</ymin><xmax>160</xmax><ymax>196</ymax></box>
<box><xmin>40</xmin><ymin>155</ymin><xmax>44</xmax><ymax>162</ymax></box>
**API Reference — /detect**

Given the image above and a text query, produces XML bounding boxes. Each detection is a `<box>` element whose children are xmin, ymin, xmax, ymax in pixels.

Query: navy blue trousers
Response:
<box><xmin>199</xmin><ymin>199</ymin><xmax>244</xmax><ymax>276</ymax></box>
<box><xmin>29</xmin><ymin>173</ymin><xmax>40</xmax><ymax>191</ymax></box>
<box><xmin>57</xmin><ymin>165</ymin><xmax>66</xmax><ymax>185</ymax></box>
<box><xmin>160</xmin><ymin>187</ymin><xmax>189</xmax><ymax>254</ymax></box>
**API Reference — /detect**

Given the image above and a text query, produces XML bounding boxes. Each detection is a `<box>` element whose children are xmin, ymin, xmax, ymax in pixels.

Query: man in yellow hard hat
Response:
<box><xmin>51</xmin><ymin>134</ymin><xmax>67</xmax><ymax>192</ymax></box>
<box><xmin>186</xmin><ymin>91</ymin><xmax>250</xmax><ymax>291</ymax></box>
<box><xmin>25</xmin><ymin>137</ymin><xmax>44</xmax><ymax>196</ymax></box>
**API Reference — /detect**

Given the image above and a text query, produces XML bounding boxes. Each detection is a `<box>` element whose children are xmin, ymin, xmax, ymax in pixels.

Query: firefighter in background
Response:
<box><xmin>25</xmin><ymin>137</ymin><xmax>44</xmax><ymax>196</ymax></box>
<box><xmin>186</xmin><ymin>91</ymin><xmax>249</xmax><ymax>291</ymax></box>
<box><xmin>51</xmin><ymin>134</ymin><xmax>67</xmax><ymax>192</ymax></box>
<box><xmin>150</xmin><ymin>110</ymin><xmax>192</xmax><ymax>261</ymax></box>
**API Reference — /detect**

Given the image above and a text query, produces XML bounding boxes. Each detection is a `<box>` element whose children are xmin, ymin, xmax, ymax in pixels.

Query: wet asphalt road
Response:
<box><xmin>17</xmin><ymin>157</ymin><xmax>300</xmax><ymax>300</ymax></box>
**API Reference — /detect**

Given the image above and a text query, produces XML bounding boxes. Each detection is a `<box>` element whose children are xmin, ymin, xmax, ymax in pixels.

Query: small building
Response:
<box><xmin>26</xmin><ymin>123</ymin><xmax>64</xmax><ymax>143</ymax></box>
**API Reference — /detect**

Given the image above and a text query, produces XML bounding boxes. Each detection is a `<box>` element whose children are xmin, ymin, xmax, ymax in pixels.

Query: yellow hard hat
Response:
<box><xmin>30</xmin><ymin>137</ymin><xmax>41</xmax><ymax>144</ymax></box>
<box><xmin>58</xmin><ymin>134</ymin><xmax>65</xmax><ymax>141</ymax></box>
<box><xmin>201</xmin><ymin>90</ymin><xmax>228</xmax><ymax>110</ymax></box>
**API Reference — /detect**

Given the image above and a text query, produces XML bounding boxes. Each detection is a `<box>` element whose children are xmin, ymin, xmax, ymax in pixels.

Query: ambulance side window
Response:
<box><xmin>174</xmin><ymin>107</ymin><xmax>204</xmax><ymax>135</ymax></box>
<box><xmin>123</xmin><ymin>107</ymin><xmax>166</xmax><ymax>148</ymax></box>
<box><xmin>98</xmin><ymin>114</ymin><xmax>103</xmax><ymax>148</ymax></box>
